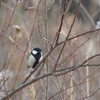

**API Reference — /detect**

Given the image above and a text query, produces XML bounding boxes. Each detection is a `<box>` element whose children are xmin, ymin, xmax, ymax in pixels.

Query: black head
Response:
<box><xmin>33</xmin><ymin>47</ymin><xmax>42</xmax><ymax>52</ymax></box>
<box><xmin>31</xmin><ymin>47</ymin><xmax>42</xmax><ymax>56</ymax></box>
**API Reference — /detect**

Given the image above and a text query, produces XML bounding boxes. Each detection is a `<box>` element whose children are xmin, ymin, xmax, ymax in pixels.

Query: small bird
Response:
<box><xmin>27</xmin><ymin>47</ymin><xmax>43</xmax><ymax>69</ymax></box>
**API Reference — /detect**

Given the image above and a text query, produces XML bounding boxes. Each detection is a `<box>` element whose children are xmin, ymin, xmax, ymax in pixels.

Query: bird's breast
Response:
<box><xmin>28</xmin><ymin>55</ymin><xmax>36</xmax><ymax>67</ymax></box>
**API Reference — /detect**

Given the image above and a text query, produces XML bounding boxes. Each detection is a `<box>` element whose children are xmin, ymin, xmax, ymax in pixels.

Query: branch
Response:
<box><xmin>54</xmin><ymin>0</ymin><xmax>67</xmax><ymax>44</ymax></box>
<box><xmin>1</xmin><ymin>72</ymin><xmax>52</xmax><ymax>100</ymax></box>
<box><xmin>2</xmin><ymin>53</ymin><xmax>100</xmax><ymax>99</ymax></box>
<box><xmin>58</xmin><ymin>28</ymin><xmax>100</xmax><ymax>46</ymax></box>
<box><xmin>54</xmin><ymin>54</ymin><xmax>100</xmax><ymax>76</ymax></box>
<box><xmin>78</xmin><ymin>87</ymin><xmax>100</xmax><ymax>100</ymax></box>
<box><xmin>22</xmin><ymin>28</ymin><xmax>100</xmax><ymax>84</ymax></box>
<box><xmin>53</xmin><ymin>0</ymin><xmax>82</xmax><ymax>71</ymax></box>
<box><xmin>5</xmin><ymin>0</ymin><xmax>18</xmax><ymax>32</ymax></box>
<box><xmin>59</xmin><ymin>29</ymin><xmax>100</xmax><ymax>66</ymax></box>
<box><xmin>12</xmin><ymin>0</ymin><xmax>42</xmax><ymax>88</ymax></box>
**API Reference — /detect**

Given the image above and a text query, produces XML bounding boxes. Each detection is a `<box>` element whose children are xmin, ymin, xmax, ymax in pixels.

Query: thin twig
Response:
<box><xmin>22</xmin><ymin>28</ymin><xmax>100</xmax><ymax>84</ymax></box>
<box><xmin>54</xmin><ymin>54</ymin><xmax>100</xmax><ymax>76</ymax></box>
<box><xmin>78</xmin><ymin>87</ymin><xmax>100</xmax><ymax>100</ymax></box>
<box><xmin>57</xmin><ymin>28</ymin><xmax>100</xmax><ymax>46</ymax></box>
<box><xmin>1</xmin><ymin>53</ymin><xmax>100</xmax><ymax>99</ymax></box>
<box><xmin>0</xmin><ymin>63</ymin><xmax>6</xmax><ymax>72</ymax></box>
<box><xmin>55</xmin><ymin>0</ymin><xmax>67</xmax><ymax>44</ymax></box>
<box><xmin>12</xmin><ymin>0</ymin><xmax>42</xmax><ymax>89</ymax></box>
<box><xmin>38</xmin><ymin>20</ymin><xmax>52</xmax><ymax>48</ymax></box>
<box><xmin>53</xmin><ymin>0</ymin><xmax>82</xmax><ymax>71</ymax></box>
<box><xmin>58</xmin><ymin>29</ymin><xmax>100</xmax><ymax>66</ymax></box>
<box><xmin>5</xmin><ymin>0</ymin><xmax>18</xmax><ymax>32</ymax></box>
<box><xmin>0</xmin><ymin>76</ymin><xmax>10</xmax><ymax>89</ymax></box>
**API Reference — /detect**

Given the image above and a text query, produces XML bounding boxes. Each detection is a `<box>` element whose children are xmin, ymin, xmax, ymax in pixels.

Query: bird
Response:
<box><xmin>27</xmin><ymin>47</ymin><xmax>43</xmax><ymax>69</ymax></box>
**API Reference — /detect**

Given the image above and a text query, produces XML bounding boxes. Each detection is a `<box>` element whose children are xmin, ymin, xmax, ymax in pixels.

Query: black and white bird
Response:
<box><xmin>27</xmin><ymin>47</ymin><xmax>43</xmax><ymax>69</ymax></box>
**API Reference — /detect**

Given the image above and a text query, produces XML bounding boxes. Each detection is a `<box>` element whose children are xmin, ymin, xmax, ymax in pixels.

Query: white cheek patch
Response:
<box><xmin>32</xmin><ymin>50</ymin><xmax>38</xmax><ymax>55</ymax></box>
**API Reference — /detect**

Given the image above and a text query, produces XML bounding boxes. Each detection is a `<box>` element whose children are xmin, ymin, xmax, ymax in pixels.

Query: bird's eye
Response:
<box><xmin>32</xmin><ymin>50</ymin><xmax>38</xmax><ymax>54</ymax></box>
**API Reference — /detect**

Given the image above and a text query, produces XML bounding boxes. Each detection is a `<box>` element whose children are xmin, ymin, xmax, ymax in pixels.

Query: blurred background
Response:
<box><xmin>0</xmin><ymin>0</ymin><xmax>100</xmax><ymax>100</ymax></box>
